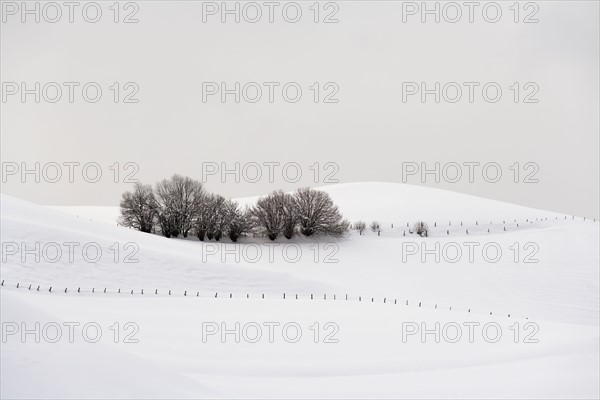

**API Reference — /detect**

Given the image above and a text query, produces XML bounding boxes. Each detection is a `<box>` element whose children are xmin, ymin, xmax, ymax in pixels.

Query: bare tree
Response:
<box><xmin>155</xmin><ymin>177</ymin><xmax>180</xmax><ymax>237</ymax></box>
<box><xmin>281</xmin><ymin>192</ymin><xmax>298</xmax><ymax>239</ymax></box>
<box><xmin>225</xmin><ymin>200</ymin><xmax>252</xmax><ymax>242</ymax></box>
<box><xmin>155</xmin><ymin>175</ymin><xmax>205</xmax><ymax>238</ymax></box>
<box><xmin>194</xmin><ymin>193</ymin><xmax>213</xmax><ymax>241</ymax></box>
<box><xmin>251</xmin><ymin>191</ymin><xmax>287</xmax><ymax>240</ymax></box>
<box><xmin>119</xmin><ymin>183</ymin><xmax>157</xmax><ymax>233</ymax></box>
<box><xmin>354</xmin><ymin>221</ymin><xmax>366</xmax><ymax>235</ymax></box>
<box><xmin>157</xmin><ymin>209</ymin><xmax>177</xmax><ymax>238</ymax></box>
<box><xmin>293</xmin><ymin>188</ymin><xmax>349</xmax><ymax>237</ymax></box>
<box><xmin>370</xmin><ymin>221</ymin><xmax>381</xmax><ymax>236</ymax></box>
<box><xmin>413</xmin><ymin>221</ymin><xmax>429</xmax><ymax>237</ymax></box>
<box><xmin>205</xmin><ymin>194</ymin><xmax>227</xmax><ymax>241</ymax></box>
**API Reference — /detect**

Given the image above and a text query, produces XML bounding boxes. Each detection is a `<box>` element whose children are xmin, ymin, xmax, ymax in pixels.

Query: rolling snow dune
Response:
<box><xmin>2</xmin><ymin>182</ymin><xmax>599</xmax><ymax>399</ymax></box>
<box><xmin>6</xmin><ymin>183</ymin><xmax>599</xmax><ymax>324</ymax></box>
<box><xmin>0</xmin><ymin>291</ymin><xmax>218</xmax><ymax>399</ymax></box>
<box><xmin>3</xmin><ymin>292</ymin><xmax>599</xmax><ymax>399</ymax></box>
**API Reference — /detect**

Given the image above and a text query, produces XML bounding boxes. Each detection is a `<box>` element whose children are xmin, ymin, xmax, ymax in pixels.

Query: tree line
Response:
<box><xmin>119</xmin><ymin>174</ymin><xmax>349</xmax><ymax>242</ymax></box>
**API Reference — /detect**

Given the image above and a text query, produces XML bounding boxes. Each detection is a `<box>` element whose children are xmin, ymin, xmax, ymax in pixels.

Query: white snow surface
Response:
<box><xmin>2</xmin><ymin>182</ymin><xmax>599</xmax><ymax>399</ymax></box>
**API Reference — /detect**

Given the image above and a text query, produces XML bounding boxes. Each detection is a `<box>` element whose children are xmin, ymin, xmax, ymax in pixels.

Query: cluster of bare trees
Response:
<box><xmin>119</xmin><ymin>175</ymin><xmax>349</xmax><ymax>242</ymax></box>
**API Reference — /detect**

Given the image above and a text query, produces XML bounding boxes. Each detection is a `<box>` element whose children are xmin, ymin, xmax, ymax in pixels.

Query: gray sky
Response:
<box><xmin>1</xmin><ymin>1</ymin><xmax>598</xmax><ymax>218</ymax></box>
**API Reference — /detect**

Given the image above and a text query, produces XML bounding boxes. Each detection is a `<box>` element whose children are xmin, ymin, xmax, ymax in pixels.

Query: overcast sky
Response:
<box><xmin>1</xmin><ymin>1</ymin><xmax>598</xmax><ymax>218</ymax></box>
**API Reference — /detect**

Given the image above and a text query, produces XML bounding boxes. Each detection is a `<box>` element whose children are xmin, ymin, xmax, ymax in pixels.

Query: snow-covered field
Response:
<box><xmin>2</xmin><ymin>183</ymin><xmax>599</xmax><ymax>399</ymax></box>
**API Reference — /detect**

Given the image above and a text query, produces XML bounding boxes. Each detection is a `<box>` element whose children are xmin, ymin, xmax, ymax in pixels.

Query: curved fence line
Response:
<box><xmin>0</xmin><ymin>279</ymin><xmax>529</xmax><ymax>320</ymax></box>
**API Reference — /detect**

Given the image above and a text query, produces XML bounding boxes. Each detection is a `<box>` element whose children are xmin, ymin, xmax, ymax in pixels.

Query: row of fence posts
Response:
<box><xmin>1</xmin><ymin>280</ymin><xmax>523</xmax><ymax>319</ymax></box>
<box><xmin>386</xmin><ymin>215</ymin><xmax>596</xmax><ymax>237</ymax></box>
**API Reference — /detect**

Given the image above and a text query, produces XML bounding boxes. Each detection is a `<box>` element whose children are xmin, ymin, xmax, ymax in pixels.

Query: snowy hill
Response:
<box><xmin>244</xmin><ymin>182</ymin><xmax>567</xmax><ymax>223</ymax></box>
<box><xmin>1</xmin><ymin>183</ymin><xmax>599</xmax><ymax>399</ymax></box>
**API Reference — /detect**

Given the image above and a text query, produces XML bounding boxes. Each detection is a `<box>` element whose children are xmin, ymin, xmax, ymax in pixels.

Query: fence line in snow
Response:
<box><xmin>0</xmin><ymin>279</ymin><xmax>528</xmax><ymax>320</ymax></box>
<box><xmin>372</xmin><ymin>215</ymin><xmax>596</xmax><ymax>237</ymax></box>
